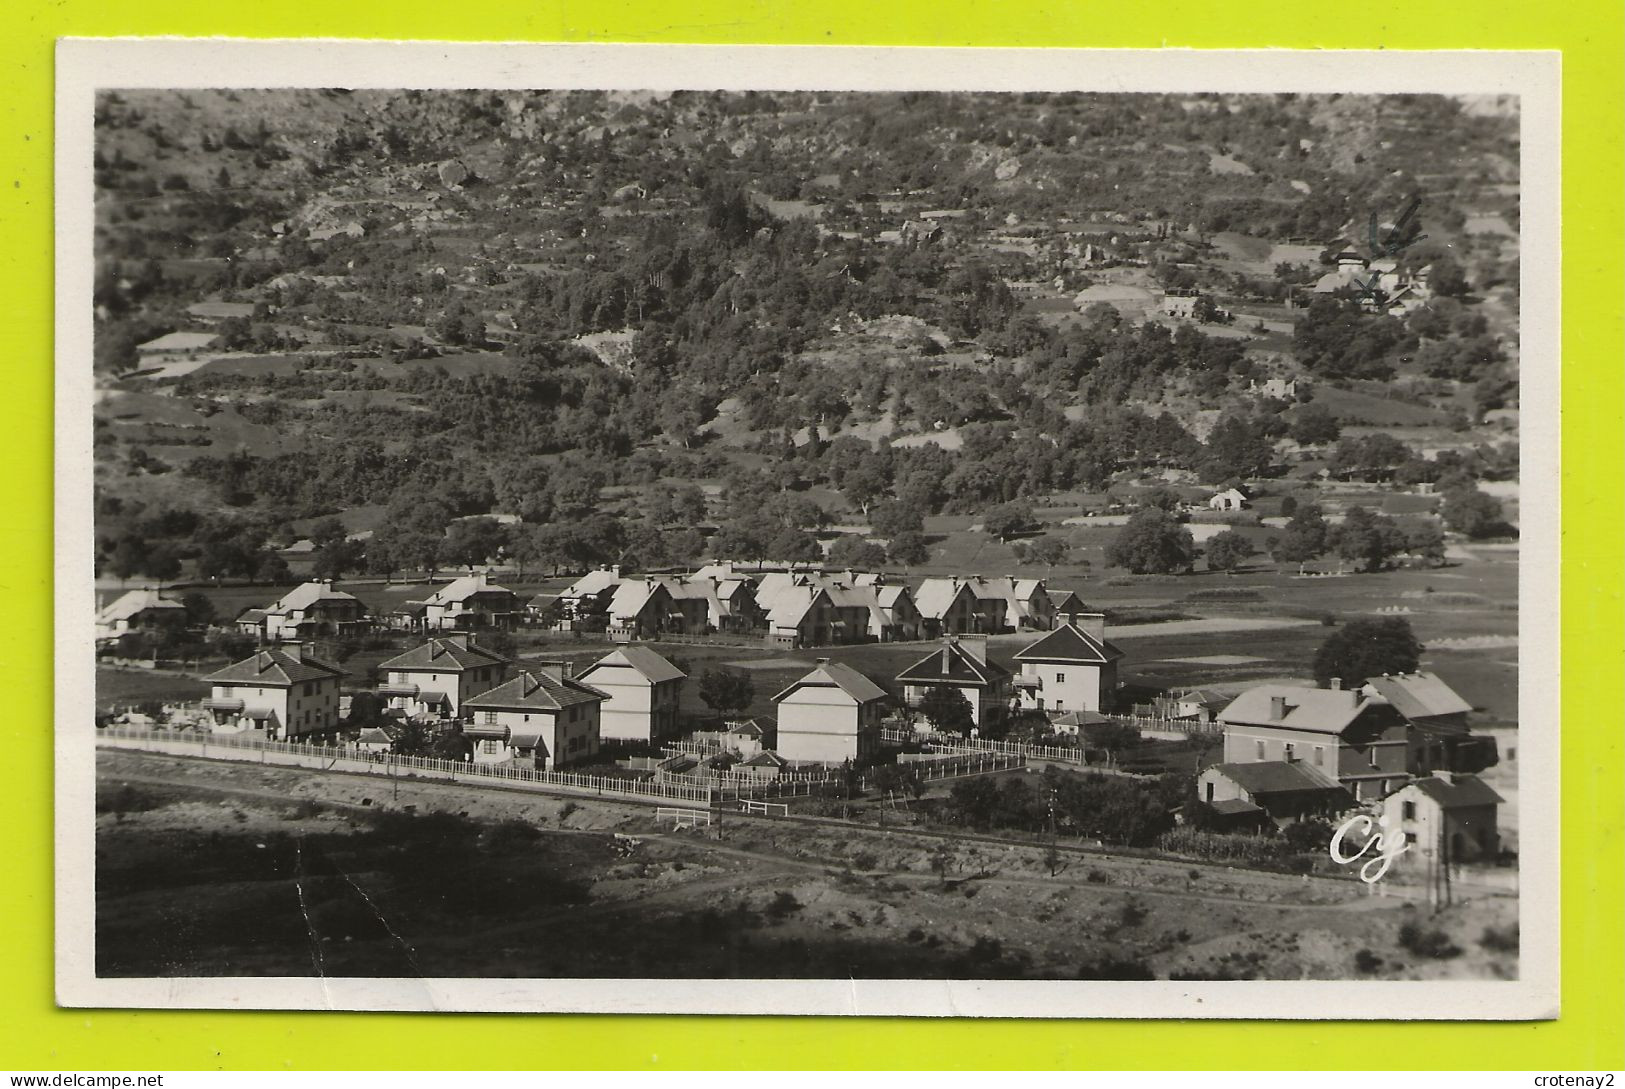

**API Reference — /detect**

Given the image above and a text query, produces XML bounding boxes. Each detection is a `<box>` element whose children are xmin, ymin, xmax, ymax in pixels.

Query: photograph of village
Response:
<box><xmin>86</xmin><ymin>84</ymin><xmax>1524</xmax><ymax>987</ymax></box>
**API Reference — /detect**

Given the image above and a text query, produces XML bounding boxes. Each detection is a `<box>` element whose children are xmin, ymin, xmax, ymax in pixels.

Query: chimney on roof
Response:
<box><xmin>535</xmin><ymin>660</ymin><xmax>572</xmax><ymax>683</ymax></box>
<box><xmin>1431</xmin><ymin>769</ymin><xmax>1456</xmax><ymax>784</ymax></box>
<box><xmin>611</xmin><ymin>564</ymin><xmax>623</xmax><ymax>578</ymax></box>
<box><xmin>1270</xmin><ymin>695</ymin><xmax>1288</xmax><ymax>721</ymax></box>
<box><xmin>284</xmin><ymin>641</ymin><xmax>305</xmax><ymax>662</ymax></box>
<box><xmin>1075</xmin><ymin>611</ymin><xmax>1106</xmax><ymax>644</ymax></box>
<box><xmin>1330</xmin><ymin>677</ymin><xmax>1342</xmax><ymax>690</ymax></box>
<box><xmin>961</xmin><ymin>633</ymin><xmax>989</xmax><ymax>664</ymax></box>
<box><xmin>445</xmin><ymin>632</ymin><xmax>469</xmax><ymax>649</ymax></box>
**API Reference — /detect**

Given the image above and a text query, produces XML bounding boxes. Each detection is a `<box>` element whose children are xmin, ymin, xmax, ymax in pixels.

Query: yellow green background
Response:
<box><xmin>3</xmin><ymin>0</ymin><xmax>1620</xmax><ymax>1071</ymax></box>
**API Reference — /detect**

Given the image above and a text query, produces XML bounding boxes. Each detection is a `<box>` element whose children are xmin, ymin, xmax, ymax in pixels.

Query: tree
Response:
<box><xmin>982</xmin><ymin>500</ymin><xmax>1035</xmax><ymax>542</ymax></box>
<box><xmin>1201</xmin><ymin>415</ymin><xmax>1276</xmax><ymax>481</ymax></box>
<box><xmin>767</xmin><ymin>527</ymin><xmax>823</xmax><ymax>563</ymax></box>
<box><xmin>827</xmin><ymin>534</ymin><xmax>888</xmax><ymax>569</ymax></box>
<box><xmin>1273</xmin><ymin>503</ymin><xmax>1328</xmax><ymax>571</ymax></box>
<box><xmin>309</xmin><ymin>516</ymin><xmax>348</xmax><ymax>550</ymax></box>
<box><xmin>312</xmin><ymin>539</ymin><xmax>365</xmax><ymax>581</ymax></box>
<box><xmin>1440</xmin><ymin>487</ymin><xmax>1507</xmax><ymax>539</ymax></box>
<box><xmin>870</xmin><ymin>499</ymin><xmax>925</xmax><ymax>539</ymax></box>
<box><xmin>178</xmin><ymin>591</ymin><xmax>216</xmax><ymax>628</ymax></box>
<box><xmin>1328</xmin><ymin>505</ymin><xmax>1405</xmax><ymax>572</ymax></box>
<box><xmin>887</xmin><ymin>530</ymin><xmax>931</xmax><ymax>566</ymax></box>
<box><xmin>439</xmin><ymin>517</ymin><xmax>508</xmax><ymax>571</ymax></box>
<box><xmin>1026</xmin><ymin>536</ymin><xmax>1070</xmax><ymax>568</ymax></box>
<box><xmin>918</xmin><ymin>685</ymin><xmax>975</xmax><ymax>735</ymax></box>
<box><xmin>254</xmin><ymin>551</ymin><xmax>292</xmax><ymax>584</ymax></box>
<box><xmin>697</xmin><ymin>668</ymin><xmax>754</xmax><ymax>715</ymax></box>
<box><xmin>1312</xmin><ymin>617</ymin><xmax>1424</xmax><ymax>688</ymax></box>
<box><xmin>1204</xmin><ymin>530</ymin><xmax>1256</xmax><ymax>573</ymax></box>
<box><xmin>1105</xmin><ymin>508</ymin><xmax>1195</xmax><ymax>575</ymax></box>
<box><xmin>1289</xmin><ymin>403</ymin><xmax>1341</xmax><ymax>447</ymax></box>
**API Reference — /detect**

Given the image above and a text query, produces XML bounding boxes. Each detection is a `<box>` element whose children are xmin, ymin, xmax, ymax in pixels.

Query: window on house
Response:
<box><xmin>481</xmin><ymin>739</ymin><xmax>499</xmax><ymax>754</ymax></box>
<box><xmin>1314</xmin><ymin>746</ymin><xmax>1324</xmax><ymax>766</ymax></box>
<box><xmin>1255</xmin><ymin>740</ymin><xmax>1266</xmax><ymax>760</ymax></box>
<box><xmin>219</xmin><ymin>686</ymin><xmax>232</xmax><ymax>696</ymax></box>
<box><xmin>1284</xmin><ymin>743</ymin><xmax>1295</xmax><ymax>762</ymax></box>
<box><xmin>1368</xmin><ymin>748</ymin><xmax>1380</xmax><ymax>768</ymax></box>
<box><xmin>483</xmin><ymin>711</ymin><xmax>497</xmax><ymax>725</ymax></box>
<box><xmin>1403</xmin><ymin>832</ymin><xmax>1417</xmax><ymax>846</ymax></box>
<box><xmin>1055</xmin><ymin>672</ymin><xmax>1066</xmax><ymax>683</ymax></box>
<box><xmin>1204</xmin><ymin>782</ymin><xmax>1215</xmax><ymax>803</ymax></box>
<box><xmin>1402</xmin><ymin>801</ymin><xmax>1416</xmax><ymax>820</ymax></box>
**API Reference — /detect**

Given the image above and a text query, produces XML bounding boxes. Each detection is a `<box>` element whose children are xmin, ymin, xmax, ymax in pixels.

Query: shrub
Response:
<box><xmin>1479</xmin><ymin>925</ymin><xmax>1519</xmax><ymax>954</ymax></box>
<box><xmin>557</xmin><ymin>801</ymin><xmax>580</xmax><ymax>823</ymax></box>
<box><xmin>765</xmin><ymin>890</ymin><xmax>803</xmax><ymax>920</ymax></box>
<box><xmin>1398</xmin><ymin>922</ymin><xmax>1462</xmax><ymax>959</ymax></box>
<box><xmin>1118</xmin><ymin>899</ymin><xmax>1149</xmax><ymax>927</ymax></box>
<box><xmin>1354</xmin><ymin>948</ymin><xmax>1384</xmax><ymax>974</ymax></box>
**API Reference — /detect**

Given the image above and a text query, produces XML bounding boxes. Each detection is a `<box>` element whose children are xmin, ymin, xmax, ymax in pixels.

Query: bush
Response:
<box><xmin>1479</xmin><ymin>925</ymin><xmax>1519</xmax><ymax>954</ymax></box>
<box><xmin>765</xmin><ymin>890</ymin><xmax>803</xmax><ymax>920</ymax></box>
<box><xmin>1118</xmin><ymin>899</ymin><xmax>1149</xmax><ymax>927</ymax></box>
<box><xmin>1398</xmin><ymin>922</ymin><xmax>1462</xmax><ymax>960</ymax></box>
<box><xmin>1354</xmin><ymin>948</ymin><xmax>1384</xmax><ymax>974</ymax></box>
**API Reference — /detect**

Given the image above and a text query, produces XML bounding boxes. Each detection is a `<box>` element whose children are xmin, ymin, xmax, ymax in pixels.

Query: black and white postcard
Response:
<box><xmin>56</xmin><ymin>40</ymin><xmax>1559</xmax><ymax>1018</ymax></box>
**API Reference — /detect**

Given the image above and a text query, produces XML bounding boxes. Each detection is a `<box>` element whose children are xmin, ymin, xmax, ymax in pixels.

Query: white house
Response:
<box><xmin>895</xmin><ymin>635</ymin><xmax>1013</xmax><ymax>729</ymax></box>
<box><xmin>419</xmin><ymin>572</ymin><xmax>519</xmax><ymax>631</ymax></box>
<box><xmin>1208</xmin><ymin>487</ymin><xmax>1250</xmax><ymax>512</ymax></box>
<box><xmin>375</xmin><ymin>633</ymin><xmax>510</xmax><ymax>720</ymax></box>
<box><xmin>462</xmin><ymin>664</ymin><xmax>608</xmax><ymax>769</ymax></box>
<box><xmin>1012</xmin><ymin>614</ymin><xmax>1124</xmax><ymax>714</ymax></box>
<box><xmin>203</xmin><ymin>642</ymin><xmax>347</xmax><ymax>740</ymax></box>
<box><xmin>236</xmin><ymin>580</ymin><xmax>369</xmax><ymax>642</ymax></box>
<box><xmin>771</xmin><ymin>659</ymin><xmax>888</xmax><ymax>765</ymax></box>
<box><xmin>1378</xmin><ymin>771</ymin><xmax>1504</xmax><ymax>867</ymax></box>
<box><xmin>95</xmin><ymin>589</ymin><xmax>189</xmax><ymax>642</ymax></box>
<box><xmin>574</xmin><ymin>645</ymin><xmax>687</xmax><ymax>744</ymax></box>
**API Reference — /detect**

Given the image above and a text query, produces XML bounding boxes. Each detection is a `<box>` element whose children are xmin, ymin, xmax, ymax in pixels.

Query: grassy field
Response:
<box><xmin>94</xmin><ymin>752</ymin><xmax>1521</xmax><ymax>982</ymax></box>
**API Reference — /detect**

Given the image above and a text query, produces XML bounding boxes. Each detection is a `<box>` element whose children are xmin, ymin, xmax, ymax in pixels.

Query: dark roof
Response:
<box><xmin>896</xmin><ymin>640</ymin><xmax>1011</xmax><ymax>687</ymax></box>
<box><xmin>1218</xmin><ymin>685</ymin><xmax>1382</xmax><ymax>736</ymax></box>
<box><xmin>1400</xmin><ymin>774</ymin><xmax>1505</xmax><ymax>809</ymax></box>
<box><xmin>772</xmin><ymin>661</ymin><xmax>888</xmax><ymax>705</ymax></box>
<box><xmin>1210</xmin><ymin>761</ymin><xmax>1345</xmax><ymax>796</ymax></box>
<box><xmin>207</xmin><ymin>648</ymin><xmax>347</xmax><ymax>686</ymax></box>
<box><xmin>1013</xmin><ymin>622</ymin><xmax>1123</xmax><ymax>664</ymax></box>
<box><xmin>464</xmin><ymin>669</ymin><xmax>608</xmax><ymax>713</ymax></box>
<box><xmin>578</xmin><ymin>645</ymin><xmax>687</xmax><ymax>684</ymax></box>
<box><xmin>1208</xmin><ymin>798</ymin><xmax>1265</xmax><ymax>816</ymax></box>
<box><xmin>1364</xmin><ymin>672</ymin><xmax>1473</xmax><ymax>720</ymax></box>
<box><xmin>378</xmin><ymin>637</ymin><xmax>508</xmax><ymax>672</ymax></box>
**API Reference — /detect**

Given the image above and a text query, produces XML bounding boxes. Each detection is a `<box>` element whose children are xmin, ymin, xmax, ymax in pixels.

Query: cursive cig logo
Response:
<box><xmin>1328</xmin><ymin>809</ymin><xmax>1410</xmax><ymax>884</ymax></box>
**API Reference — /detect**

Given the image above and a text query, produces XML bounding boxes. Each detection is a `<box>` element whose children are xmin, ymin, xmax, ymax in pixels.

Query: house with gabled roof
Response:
<box><xmin>1217</xmin><ymin>682</ymin><xmax>1418</xmax><ymax>802</ymax></box>
<box><xmin>236</xmin><ymin>579</ymin><xmax>369</xmax><ymax>642</ymax></box>
<box><xmin>556</xmin><ymin>565</ymin><xmax>623</xmax><ymax>625</ymax></box>
<box><xmin>755</xmin><ymin>577</ymin><xmax>842</xmax><ymax>649</ymax></box>
<box><xmin>1198</xmin><ymin>761</ymin><xmax>1355</xmax><ymax>828</ymax></box>
<box><xmin>463</xmin><ymin>663</ymin><xmax>608</xmax><ymax>769</ymax></box>
<box><xmin>1379</xmin><ymin>771</ymin><xmax>1504</xmax><ymax>866</ymax></box>
<box><xmin>914</xmin><ymin>577</ymin><xmax>1005</xmax><ymax>635</ymax></box>
<box><xmin>96</xmin><ymin>589</ymin><xmax>189</xmax><ymax>642</ymax></box>
<box><xmin>606</xmin><ymin>578</ymin><xmax>674</xmax><ymax>642</ymax></box>
<box><xmin>575</xmin><ymin>645</ymin><xmax>687</xmax><ymax>743</ymax></box>
<box><xmin>897</xmin><ymin>635</ymin><xmax>1013</xmax><ymax>729</ymax></box>
<box><xmin>376</xmin><ymin>633</ymin><xmax>510</xmax><ymax>720</ymax></box>
<box><xmin>1013</xmin><ymin>614</ymin><xmax>1124</xmax><ymax>715</ymax></box>
<box><xmin>771</xmin><ymin>659</ymin><xmax>889</xmax><ymax>764</ymax></box>
<box><xmin>1362</xmin><ymin>671</ymin><xmax>1483</xmax><ymax>774</ymax></box>
<box><xmin>203</xmin><ymin>642</ymin><xmax>347</xmax><ymax>740</ymax></box>
<box><xmin>419</xmin><ymin>572</ymin><xmax>519</xmax><ymax>631</ymax></box>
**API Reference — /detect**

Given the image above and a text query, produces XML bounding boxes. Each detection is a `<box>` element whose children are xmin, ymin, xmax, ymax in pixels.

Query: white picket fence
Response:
<box><xmin>95</xmin><ymin>725</ymin><xmax>717</xmax><ymax>805</ymax></box>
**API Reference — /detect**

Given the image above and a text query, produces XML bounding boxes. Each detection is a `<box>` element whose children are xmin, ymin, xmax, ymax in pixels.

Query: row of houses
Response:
<box><xmin>196</xmin><ymin>604</ymin><xmax>1126</xmax><ymax>769</ymax></box>
<box><xmin>561</xmin><ymin>563</ymin><xmax>1085</xmax><ymax>647</ymax></box>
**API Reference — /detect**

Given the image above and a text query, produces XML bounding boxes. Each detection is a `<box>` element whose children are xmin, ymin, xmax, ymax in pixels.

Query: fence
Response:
<box><xmin>96</xmin><ymin>725</ymin><xmax>718</xmax><ymax>805</ymax></box>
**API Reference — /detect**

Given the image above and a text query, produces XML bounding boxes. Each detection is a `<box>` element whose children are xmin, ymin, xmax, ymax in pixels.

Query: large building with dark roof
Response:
<box><xmin>203</xmin><ymin>642</ymin><xmax>347</xmax><ymax>739</ymax></box>
<box><xmin>896</xmin><ymin>635</ymin><xmax>1013</xmax><ymax>729</ymax></box>
<box><xmin>376</xmin><ymin>633</ymin><xmax>510</xmax><ymax>719</ymax></box>
<box><xmin>1012</xmin><ymin>614</ymin><xmax>1124</xmax><ymax>715</ymax></box>
<box><xmin>462</xmin><ymin>663</ymin><xmax>608</xmax><ymax>769</ymax></box>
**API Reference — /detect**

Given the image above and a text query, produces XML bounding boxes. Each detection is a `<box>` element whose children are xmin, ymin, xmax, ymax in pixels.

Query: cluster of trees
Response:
<box><xmin>940</xmin><ymin>766</ymin><xmax>1187</xmax><ymax>847</ymax></box>
<box><xmin>1269</xmin><ymin>501</ymin><xmax>1444</xmax><ymax>573</ymax></box>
